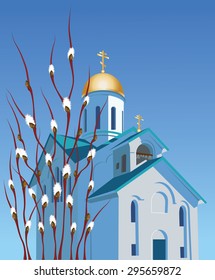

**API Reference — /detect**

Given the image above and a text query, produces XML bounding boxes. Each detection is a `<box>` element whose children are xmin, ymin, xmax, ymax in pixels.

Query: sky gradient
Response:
<box><xmin>0</xmin><ymin>0</ymin><xmax>214</xmax><ymax>259</ymax></box>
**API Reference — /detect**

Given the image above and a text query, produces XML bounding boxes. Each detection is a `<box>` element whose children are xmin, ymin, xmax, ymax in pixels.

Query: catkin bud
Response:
<box><xmin>25</xmin><ymin>220</ymin><xmax>32</xmax><ymax>233</ymax></box>
<box><xmin>10</xmin><ymin>207</ymin><xmax>17</xmax><ymax>221</ymax></box>
<box><xmin>49</xmin><ymin>215</ymin><xmax>56</xmax><ymax>229</ymax></box>
<box><xmin>42</xmin><ymin>194</ymin><xmax>49</xmax><ymax>208</ymax></box>
<box><xmin>63</xmin><ymin>164</ymin><xmax>71</xmax><ymax>179</ymax></box>
<box><xmin>66</xmin><ymin>195</ymin><xmax>73</xmax><ymax>208</ymax></box>
<box><xmin>88</xmin><ymin>180</ymin><xmax>94</xmax><ymax>191</ymax></box>
<box><xmin>38</xmin><ymin>222</ymin><xmax>44</xmax><ymax>233</ymax></box>
<box><xmin>70</xmin><ymin>222</ymin><xmax>77</xmax><ymax>234</ymax></box>
<box><xmin>8</xmin><ymin>179</ymin><xmax>14</xmax><ymax>190</ymax></box>
<box><xmin>49</xmin><ymin>64</ymin><xmax>55</xmax><ymax>76</ymax></box>
<box><xmin>45</xmin><ymin>153</ymin><xmax>52</xmax><ymax>166</ymax></box>
<box><xmin>83</xmin><ymin>96</ymin><xmax>90</xmax><ymax>107</ymax></box>
<box><xmin>68</xmin><ymin>47</ymin><xmax>75</xmax><ymax>61</ymax></box>
<box><xmin>25</xmin><ymin>114</ymin><xmax>36</xmax><ymax>129</ymax></box>
<box><xmin>63</xmin><ymin>97</ymin><xmax>71</xmax><ymax>113</ymax></box>
<box><xmin>87</xmin><ymin>149</ymin><xmax>96</xmax><ymax>161</ymax></box>
<box><xmin>53</xmin><ymin>183</ymin><xmax>62</xmax><ymax>199</ymax></box>
<box><xmin>85</xmin><ymin>213</ymin><xmax>90</xmax><ymax>221</ymax></box>
<box><xmin>29</xmin><ymin>188</ymin><xmax>36</xmax><ymax>199</ymax></box>
<box><xmin>87</xmin><ymin>221</ymin><xmax>94</xmax><ymax>233</ymax></box>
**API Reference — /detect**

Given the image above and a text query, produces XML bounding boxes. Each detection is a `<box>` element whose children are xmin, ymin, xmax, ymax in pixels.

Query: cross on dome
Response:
<box><xmin>97</xmin><ymin>50</ymin><xmax>109</xmax><ymax>73</ymax></box>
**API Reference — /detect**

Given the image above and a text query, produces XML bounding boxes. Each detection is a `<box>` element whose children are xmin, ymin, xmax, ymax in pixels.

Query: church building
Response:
<box><xmin>31</xmin><ymin>50</ymin><xmax>205</xmax><ymax>260</ymax></box>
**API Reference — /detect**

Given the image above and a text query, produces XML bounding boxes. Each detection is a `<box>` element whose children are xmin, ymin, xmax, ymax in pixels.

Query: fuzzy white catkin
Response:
<box><xmin>63</xmin><ymin>164</ymin><xmax>71</xmax><ymax>177</ymax></box>
<box><xmin>63</xmin><ymin>97</ymin><xmax>71</xmax><ymax>111</ymax></box>
<box><xmin>25</xmin><ymin>114</ymin><xmax>35</xmax><ymax>127</ymax></box>
<box><xmin>87</xmin><ymin>221</ymin><xmax>94</xmax><ymax>231</ymax></box>
<box><xmin>68</xmin><ymin>47</ymin><xmax>75</xmax><ymax>59</ymax></box>
<box><xmin>49</xmin><ymin>64</ymin><xmax>55</xmax><ymax>74</ymax></box>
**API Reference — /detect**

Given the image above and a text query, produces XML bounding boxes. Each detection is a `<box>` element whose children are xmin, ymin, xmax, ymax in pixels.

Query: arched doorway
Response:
<box><xmin>152</xmin><ymin>230</ymin><xmax>168</xmax><ymax>260</ymax></box>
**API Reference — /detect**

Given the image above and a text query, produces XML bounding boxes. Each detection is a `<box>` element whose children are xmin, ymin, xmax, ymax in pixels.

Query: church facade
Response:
<box><xmin>31</xmin><ymin>51</ymin><xmax>205</xmax><ymax>260</ymax></box>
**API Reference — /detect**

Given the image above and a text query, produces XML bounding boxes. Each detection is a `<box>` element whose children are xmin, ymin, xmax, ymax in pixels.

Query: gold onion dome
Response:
<box><xmin>82</xmin><ymin>50</ymin><xmax>124</xmax><ymax>97</ymax></box>
<box><xmin>82</xmin><ymin>72</ymin><xmax>124</xmax><ymax>97</ymax></box>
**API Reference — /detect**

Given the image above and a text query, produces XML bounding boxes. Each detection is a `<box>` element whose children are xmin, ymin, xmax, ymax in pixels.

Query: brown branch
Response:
<box><xmin>7</xmin><ymin>97</ymin><xmax>26</xmax><ymax>149</ymax></box>
<box><xmin>4</xmin><ymin>185</ymin><xmax>27</xmax><ymax>260</ymax></box>
<box><xmin>49</xmin><ymin>39</ymin><xmax>63</xmax><ymax>102</ymax></box>
<box><xmin>13</xmin><ymin>38</ymin><xmax>36</xmax><ymax>121</ymax></box>
<box><xmin>68</xmin><ymin>12</ymin><xmax>75</xmax><ymax>100</ymax></box>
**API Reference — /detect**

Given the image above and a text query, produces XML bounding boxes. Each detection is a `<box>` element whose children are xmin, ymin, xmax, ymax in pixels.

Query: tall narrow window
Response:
<box><xmin>179</xmin><ymin>207</ymin><xmax>185</xmax><ymax>227</ymax></box>
<box><xmin>131</xmin><ymin>200</ymin><xmax>139</xmax><ymax>256</ymax></box>
<box><xmin>121</xmin><ymin>154</ymin><xmax>126</xmax><ymax>172</ymax></box>
<box><xmin>111</xmin><ymin>107</ymin><xmax>116</xmax><ymax>130</ymax></box>
<box><xmin>179</xmin><ymin>206</ymin><xmax>187</xmax><ymax>258</ymax></box>
<box><xmin>131</xmin><ymin>201</ymin><xmax>136</xmax><ymax>222</ymax></box>
<box><xmin>96</xmin><ymin>106</ymin><xmax>101</xmax><ymax>129</ymax></box>
<box><xmin>84</xmin><ymin>109</ymin><xmax>87</xmax><ymax>132</ymax></box>
<box><xmin>44</xmin><ymin>185</ymin><xmax>46</xmax><ymax>194</ymax></box>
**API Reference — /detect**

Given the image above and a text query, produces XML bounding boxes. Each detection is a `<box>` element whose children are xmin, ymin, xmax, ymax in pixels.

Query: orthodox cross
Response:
<box><xmin>97</xmin><ymin>50</ymin><xmax>109</xmax><ymax>73</ymax></box>
<box><xmin>135</xmin><ymin>114</ymin><xmax>144</xmax><ymax>132</ymax></box>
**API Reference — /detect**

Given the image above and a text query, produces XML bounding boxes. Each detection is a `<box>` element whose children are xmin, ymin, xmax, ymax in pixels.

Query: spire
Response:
<box><xmin>97</xmin><ymin>50</ymin><xmax>109</xmax><ymax>73</ymax></box>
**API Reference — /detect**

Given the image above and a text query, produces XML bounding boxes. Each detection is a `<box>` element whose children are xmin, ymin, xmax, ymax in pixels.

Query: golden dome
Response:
<box><xmin>82</xmin><ymin>72</ymin><xmax>124</xmax><ymax>97</ymax></box>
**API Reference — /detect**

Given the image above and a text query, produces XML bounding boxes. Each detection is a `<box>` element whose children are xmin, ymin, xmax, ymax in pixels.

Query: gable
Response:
<box><xmin>112</xmin><ymin>127</ymin><xmax>169</xmax><ymax>152</ymax></box>
<box><xmin>89</xmin><ymin>157</ymin><xmax>206</xmax><ymax>207</ymax></box>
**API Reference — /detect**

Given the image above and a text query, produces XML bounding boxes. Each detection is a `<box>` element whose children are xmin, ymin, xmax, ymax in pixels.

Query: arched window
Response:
<box><xmin>131</xmin><ymin>200</ymin><xmax>139</xmax><ymax>256</ymax></box>
<box><xmin>111</xmin><ymin>107</ymin><xmax>116</xmax><ymax>130</ymax></box>
<box><xmin>84</xmin><ymin>109</ymin><xmax>87</xmax><ymax>132</ymax></box>
<box><xmin>179</xmin><ymin>207</ymin><xmax>185</xmax><ymax>227</ymax></box>
<box><xmin>96</xmin><ymin>106</ymin><xmax>101</xmax><ymax>129</ymax></box>
<box><xmin>121</xmin><ymin>154</ymin><xmax>126</xmax><ymax>173</ymax></box>
<box><xmin>151</xmin><ymin>192</ymin><xmax>168</xmax><ymax>213</ymax></box>
<box><xmin>179</xmin><ymin>206</ymin><xmax>187</xmax><ymax>258</ymax></box>
<box><xmin>136</xmin><ymin>144</ymin><xmax>152</xmax><ymax>165</ymax></box>
<box><xmin>131</xmin><ymin>201</ymin><xmax>137</xmax><ymax>222</ymax></box>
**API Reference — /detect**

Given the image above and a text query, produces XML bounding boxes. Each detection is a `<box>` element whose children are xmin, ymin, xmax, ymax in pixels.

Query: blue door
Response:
<box><xmin>153</xmin><ymin>239</ymin><xmax>166</xmax><ymax>260</ymax></box>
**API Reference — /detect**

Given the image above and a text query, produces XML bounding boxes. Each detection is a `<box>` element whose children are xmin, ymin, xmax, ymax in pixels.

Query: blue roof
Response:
<box><xmin>113</xmin><ymin>127</ymin><xmax>169</xmax><ymax>150</ymax></box>
<box><xmin>89</xmin><ymin>158</ymin><xmax>161</xmax><ymax>198</ymax></box>
<box><xmin>89</xmin><ymin>157</ymin><xmax>206</xmax><ymax>205</ymax></box>
<box><xmin>55</xmin><ymin>134</ymin><xmax>92</xmax><ymax>162</ymax></box>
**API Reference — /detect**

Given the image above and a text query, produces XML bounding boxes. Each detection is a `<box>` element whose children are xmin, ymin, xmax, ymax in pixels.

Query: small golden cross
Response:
<box><xmin>135</xmin><ymin>114</ymin><xmax>144</xmax><ymax>132</ymax></box>
<box><xmin>97</xmin><ymin>50</ymin><xmax>109</xmax><ymax>73</ymax></box>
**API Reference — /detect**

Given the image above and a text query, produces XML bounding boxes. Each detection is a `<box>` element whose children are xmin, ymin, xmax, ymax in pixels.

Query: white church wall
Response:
<box><xmin>81</xmin><ymin>91</ymin><xmax>124</xmax><ymax>145</ymax></box>
<box><xmin>117</xmin><ymin>167</ymin><xmax>198</xmax><ymax>260</ymax></box>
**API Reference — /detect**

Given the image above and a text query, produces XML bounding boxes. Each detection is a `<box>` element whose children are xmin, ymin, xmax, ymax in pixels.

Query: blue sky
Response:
<box><xmin>0</xmin><ymin>0</ymin><xmax>214</xmax><ymax>259</ymax></box>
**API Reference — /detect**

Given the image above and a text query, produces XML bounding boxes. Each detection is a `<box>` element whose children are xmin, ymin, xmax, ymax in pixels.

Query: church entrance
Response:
<box><xmin>152</xmin><ymin>230</ymin><xmax>168</xmax><ymax>260</ymax></box>
<box><xmin>153</xmin><ymin>239</ymin><xmax>166</xmax><ymax>260</ymax></box>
